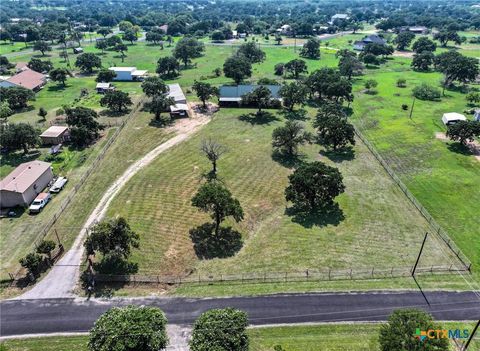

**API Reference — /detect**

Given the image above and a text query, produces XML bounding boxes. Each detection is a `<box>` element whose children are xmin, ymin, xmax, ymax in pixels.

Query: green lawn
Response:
<box><xmin>2</xmin><ymin>322</ymin><xmax>477</xmax><ymax>351</ymax></box>
<box><xmin>350</xmin><ymin>58</ymin><xmax>480</xmax><ymax>283</ymax></box>
<box><xmin>105</xmin><ymin>105</ymin><xmax>459</xmax><ymax>281</ymax></box>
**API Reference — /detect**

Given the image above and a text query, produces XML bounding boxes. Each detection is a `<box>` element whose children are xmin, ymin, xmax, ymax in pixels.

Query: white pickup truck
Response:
<box><xmin>29</xmin><ymin>193</ymin><xmax>51</xmax><ymax>214</ymax></box>
<box><xmin>49</xmin><ymin>176</ymin><xmax>68</xmax><ymax>193</ymax></box>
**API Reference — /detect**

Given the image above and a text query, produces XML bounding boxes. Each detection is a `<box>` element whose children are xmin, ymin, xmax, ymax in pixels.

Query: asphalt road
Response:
<box><xmin>1</xmin><ymin>291</ymin><xmax>479</xmax><ymax>337</ymax></box>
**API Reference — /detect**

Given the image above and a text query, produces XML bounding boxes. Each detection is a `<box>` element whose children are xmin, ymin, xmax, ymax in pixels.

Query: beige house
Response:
<box><xmin>40</xmin><ymin>126</ymin><xmax>70</xmax><ymax>145</ymax></box>
<box><xmin>0</xmin><ymin>161</ymin><xmax>53</xmax><ymax>208</ymax></box>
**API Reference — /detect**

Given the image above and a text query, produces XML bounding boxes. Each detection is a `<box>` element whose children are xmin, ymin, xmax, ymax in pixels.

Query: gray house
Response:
<box><xmin>0</xmin><ymin>161</ymin><xmax>53</xmax><ymax>208</ymax></box>
<box><xmin>353</xmin><ymin>34</ymin><xmax>387</xmax><ymax>51</ymax></box>
<box><xmin>219</xmin><ymin>85</ymin><xmax>282</xmax><ymax>106</ymax></box>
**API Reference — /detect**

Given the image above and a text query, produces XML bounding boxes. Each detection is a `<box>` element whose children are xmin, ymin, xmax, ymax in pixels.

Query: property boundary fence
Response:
<box><xmin>354</xmin><ymin>127</ymin><xmax>472</xmax><ymax>271</ymax></box>
<box><xmin>93</xmin><ymin>265</ymin><xmax>469</xmax><ymax>286</ymax></box>
<box><xmin>8</xmin><ymin>98</ymin><xmax>145</xmax><ymax>280</ymax></box>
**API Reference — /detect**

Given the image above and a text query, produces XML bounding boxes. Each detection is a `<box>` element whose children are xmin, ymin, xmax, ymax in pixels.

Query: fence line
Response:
<box><xmin>9</xmin><ymin>98</ymin><xmax>145</xmax><ymax>280</ymax></box>
<box><xmin>92</xmin><ymin>265</ymin><xmax>469</xmax><ymax>286</ymax></box>
<box><xmin>354</xmin><ymin>127</ymin><xmax>472</xmax><ymax>271</ymax></box>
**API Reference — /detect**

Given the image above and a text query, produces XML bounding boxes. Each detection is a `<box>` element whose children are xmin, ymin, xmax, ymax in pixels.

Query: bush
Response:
<box><xmin>396</xmin><ymin>78</ymin><xmax>406</xmax><ymax>88</ymax></box>
<box><xmin>412</xmin><ymin>83</ymin><xmax>441</xmax><ymax>101</ymax></box>
<box><xmin>401</xmin><ymin>104</ymin><xmax>408</xmax><ymax>110</ymax></box>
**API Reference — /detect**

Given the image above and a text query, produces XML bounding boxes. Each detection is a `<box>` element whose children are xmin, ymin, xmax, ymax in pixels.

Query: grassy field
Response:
<box><xmin>2</xmin><ymin>322</ymin><xmax>477</xmax><ymax>351</ymax></box>
<box><xmin>350</xmin><ymin>58</ymin><xmax>480</xmax><ymax>284</ymax></box>
<box><xmin>1</xmin><ymin>30</ymin><xmax>478</xmax><ymax>295</ymax></box>
<box><xmin>104</xmin><ymin>105</ymin><xmax>459</xmax><ymax>280</ymax></box>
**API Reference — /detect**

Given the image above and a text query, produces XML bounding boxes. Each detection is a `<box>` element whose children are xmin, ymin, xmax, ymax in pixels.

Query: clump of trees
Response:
<box><xmin>0</xmin><ymin>86</ymin><xmax>35</xmax><ymax>110</ymax></box>
<box><xmin>237</xmin><ymin>42</ymin><xmax>265</xmax><ymax>63</ymax></box>
<box><xmin>156</xmin><ymin>56</ymin><xmax>180</xmax><ymax>79</ymax></box>
<box><xmin>279</xmin><ymin>81</ymin><xmax>308</xmax><ymax>111</ymax></box>
<box><xmin>49</xmin><ymin>68</ymin><xmax>70</xmax><ymax>86</ymax></box>
<box><xmin>379</xmin><ymin>309</ymin><xmax>448</xmax><ymax>351</ymax></box>
<box><xmin>84</xmin><ymin>217</ymin><xmax>140</xmax><ymax>274</ymax></box>
<box><xmin>193</xmin><ymin>81</ymin><xmax>219</xmax><ymax>108</ymax></box>
<box><xmin>337</xmin><ymin>50</ymin><xmax>363</xmax><ymax>80</ymax></box>
<box><xmin>141</xmin><ymin>76</ymin><xmax>174</xmax><ymax>124</ymax></box>
<box><xmin>223</xmin><ymin>55</ymin><xmax>252</xmax><ymax>84</ymax></box>
<box><xmin>190</xmin><ymin>308</ymin><xmax>249</xmax><ymax>351</ymax></box>
<box><xmin>446</xmin><ymin>121</ymin><xmax>480</xmax><ymax>146</ymax></box>
<box><xmin>28</xmin><ymin>58</ymin><xmax>53</xmax><ymax>73</ymax></box>
<box><xmin>434</xmin><ymin>51</ymin><xmax>479</xmax><ymax>94</ymax></box>
<box><xmin>75</xmin><ymin>53</ymin><xmax>102</xmax><ymax>73</ymax></box>
<box><xmin>412</xmin><ymin>83</ymin><xmax>441</xmax><ymax>101</ymax></box>
<box><xmin>0</xmin><ymin>123</ymin><xmax>39</xmax><ymax>154</ymax></box>
<box><xmin>285</xmin><ymin>161</ymin><xmax>345</xmax><ymax>212</ymax></box>
<box><xmin>313</xmin><ymin>102</ymin><xmax>356</xmax><ymax>151</ymax></box>
<box><xmin>173</xmin><ymin>37</ymin><xmax>205</xmax><ymax>67</ymax></box>
<box><xmin>88</xmin><ymin>306</ymin><xmax>168</xmax><ymax>351</ymax></box>
<box><xmin>284</xmin><ymin>59</ymin><xmax>307</xmax><ymax>79</ymax></box>
<box><xmin>65</xmin><ymin>106</ymin><xmax>102</xmax><ymax>148</ymax></box>
<box><xmin>300</xmin><ymin>38</ymin><xmax>321</xmax><ymax>59</ymax></box>
<box><xmin>100</xmin><ymin>90</ymin><xmax>132</xmax><ymax>113</ymax></box>
<box><xmin>272</xmin><ymin>120</ymin><xmax>311</xmax><ymax>156</ymax></box>
<box><xmin>305</xmin><ymin>68</ymin><xmax>353</xmax><ymax>103</ymax></box>
<box><xmin>393</xmin><ymin>31</ymin><xmax>415</xmax><ymax>50</ymax></box>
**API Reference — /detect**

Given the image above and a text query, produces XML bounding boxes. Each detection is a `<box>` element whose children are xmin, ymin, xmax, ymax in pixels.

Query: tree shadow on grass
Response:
<box><xmin>99</xmin><ymin>108</ymin><xmax>131</xmax><ymax>117</ymax></box>
<box><xmin>148</xmin><ymin>116</ymin><xmax>174</xmax><ymax>128</ymax></box>
<box><xmin>285</xmin><ymin>202</ymin><xmax>345</xmax><ymax>229</ymax></box>
<box><xmin>93</xmin><ymin>255</ymin><xmax>139</xmax><ymax>275</ymax></box>
<box><xmin>189</xmin><ymin>223</ymin><xmax>243</xmax><ymax>259</ymax></box>
<box><xmin>320</xmin><ymin>146</ymin><xmax>355</xmax><ymax>163</ymax></box>
<box><xmin>271</xmin><ymin>149</ymin><xmax>306</xmax><ymax>169</ymax></box>
<box><xmin>238</xmin><ymin>111</ymin><xmax>279</xmax><ymax>125</ymax></box>
<box><xmin>47</xmin><ymin>84</ymin><xmax>69</xmax><ymax>92</ymax></box>
<box><xmin>279</xmin><ymin>109</ymin><xmax>308</xmax><ymax>121</ymax></box>
<box><xmin>1</xmin><ymin>150</ymin><xmax>40</xmax><ymax>168</ymax></box>
<box><xmin>447</xmin><ymin>142</ymin><xmax>477</xmax><ymax>156</ymax></box>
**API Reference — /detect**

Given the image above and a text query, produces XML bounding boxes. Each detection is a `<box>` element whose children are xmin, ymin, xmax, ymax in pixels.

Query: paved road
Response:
<box><xmin>2</xmin><ymin>291</ymin><xmax>479</xmax><ymax>337</ymax></box>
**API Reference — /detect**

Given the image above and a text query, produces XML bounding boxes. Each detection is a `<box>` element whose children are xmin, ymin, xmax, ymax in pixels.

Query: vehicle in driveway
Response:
<box><xmin>29</xmin><ymin>193</ymin><xmax>51</xmax><ymax>214</ymax></box>
<box><xmin>49</xmin><ymin>177</ymin><xmax>68</xmax><ymax>193</ymax></box>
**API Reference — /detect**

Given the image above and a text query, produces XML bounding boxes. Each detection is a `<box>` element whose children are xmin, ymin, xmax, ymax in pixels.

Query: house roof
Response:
<box><xmin>7</xmin><ymin>68</ymin><xmax>46</xmax><ymax>90</ymax></box>
<box><xmin>15</xmin><ymin>62</ymin><xmax>28</xmax><ymax>71</ymax></box>
<box><xmin>219</xmin><ymin>85</ymin><xmax>282</xmax><ymax>101</ymax></box>
<box><xmin>109</xmin><ymin>67</ymin><xmax>137</xmax><ymax>72</ymax></box>
<box><xmin>168</xmin><ymin>83</ymin><xmax>186</xmax><ymax>103</ymax></box>
<box><xmin>442</xmin><ymin>112</ymin><xmax>466</xmax><ymax>122</ymax></box>
<box><xmin>0</xmin><ymin>161</ymin><xmax>52</xmax><ymax>193</ymax></box>
<box><xmin>332</xmin><ymin>14</ymin><xmax>349</xmax><ymax>19</ymax></box>
<box><xmin>170</xmin><ymin>103</ymin><xmax>189</xmax><ymax>112</ymax></box>
<box><xmin>362</xmin><ymin>35</ymin><xmax>387</xmax><ymax>45</ymax></box>
<box><xmin>40</xmin><ymin>126</ymin><xmax>69</xmax><ymax>138</ymax></box>
<box><xmin>131</xmin><ymin>69</ymin><xmax>148</xmax><ymax>76</ymax></box>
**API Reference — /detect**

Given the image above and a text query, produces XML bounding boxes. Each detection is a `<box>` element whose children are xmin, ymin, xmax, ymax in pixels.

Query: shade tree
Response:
<box><xmin>223</xmin><ymin>55</ymin><xmax>252</xmax><ymax>84</ymax></box>
<box><xmin>284</xmin><ymin>59</ymin><xmax>307</xmax><ymax>79</ymax></box>
<box><xmin>0</xmin><ymin>123</ymin><xmax>40</xmax><ymax>154</ymax></box>
<box><xmin>173</xmin><ymin>37</ymin><xmax>205</xmax><ymax>67</ymax></box>
<box><xmin>156</xmin><ymin>56</ymin><xmax>180</xmax><ymax>78</ymax></box>
<box><xmin>193</xmin><ymin>81</ymin><xmax>219</xmax><ymax>108</ymax></box>
<box><xmin>300</xmin><ymin>38</ymin><xmax>321</xmax><ymax>59</ymax></box>
<box><xmin>279</xmin><ymin>81</ymin><xmax>308</xmax><ymax>111</ymax></box>
<box><xmin>100</xmin><ymin>90</ymin><xmax>132</xmax><ymax>112</ymax></box>
<box><xmin>75</xmin><ymin>53</ymin><xmax>102</xmax><ymax>73</ymax></box>
<box><xmin>272</xmin><ymin>120</ymin><xmax>311</xmax><ymax>156</ymax></box>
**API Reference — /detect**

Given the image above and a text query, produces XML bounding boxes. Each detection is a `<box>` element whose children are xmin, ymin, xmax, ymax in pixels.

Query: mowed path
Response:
<box><xmin>16</xmin><ymin>110</ymin><xmax>210</xmax><ymax>300</ymax></box>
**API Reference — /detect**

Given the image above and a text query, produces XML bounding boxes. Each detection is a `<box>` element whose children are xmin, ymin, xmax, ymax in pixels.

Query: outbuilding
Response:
<box><xmin>442</xmin><ymin>112</ymin><xmax>467</xmax><ymax>126</ymax></box>
<box><xmin>218</xmin><ymin>84</ymin><xmax>282</xmax><ymax>106</ymax></box>
<box><xmin>0</xmin><ymin>161</ymin><xmax>53</xmax><ymax>208</ymax></box>
<box><xmin>109</xmin><ymin>67</ymin><xmax>148</xmax><ymax>81</ymax></box>
<box><xmin>96</xmin><ymin>82</ymin><xmax>115</xmax><ymax>94</ymax></box>
<box><xmin>40</xmin><ymin>126</ymin><xmax>70</xmax><ymax>145</ymax></box>
<box><xmin>167</xmin><ymin>83</ymin><xmax>187</xmax><ymax>104</ymax></box>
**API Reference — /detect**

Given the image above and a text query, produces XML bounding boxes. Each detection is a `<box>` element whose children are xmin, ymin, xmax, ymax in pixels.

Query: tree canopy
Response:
<box><xmin>223</xmin><ymin>55</ymin><xmax>252</xmax><ymax>84</ymax></box>
<box><xmin>300</xmin><ymin>38</ymin><xmax>321</xmax><ymax>59</ymax></box>
<box><xmin>75</xmin><ymin>53</ymin><xmax>102</xmax><ymax>73</ymax></box>
<box><xmin>272</xmin><ymin>120</ymin><xmax>311</xmax><ymax>156</ymax></box>
<box><xmin>0</xmin><ymin>122</ymin><xmax>39</xmax><ymax>154</ymax></box>
<box><xmin>89</xmin><ymin>306</ymin><xmax>168</xmax><ymax>351</ymax></box>
<box><xmin>173</xmin><ymin>37</ymin><xmax>205</xmax><ymax>67</ymax></box>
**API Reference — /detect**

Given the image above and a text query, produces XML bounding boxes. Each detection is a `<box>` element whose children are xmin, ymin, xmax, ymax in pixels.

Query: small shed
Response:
<box><xmin>109</xmin><ymin>67</ymin><xmax>148</xmax><ymax>81</ymax></box>
<box><xmin>40</xmin><ymin>126</ymin><xmax>70</xmax><ymax>145</ymax></box>
<box><xmin>96</xmin><ymin>82</ymin><xmax>114</xmax><ymax>94</ymax></box>
<box><xmin>167</xmin><ymin>83</ymin><xmax>187</xmax><ymax>104</ymax></box>
<box><xmin>442</xmin><ymin>113</ymin><xmax>467</xmax><ymax>126</ymax></box>
<box><xmin>170</xmin><ymin>103</ymin><xmax>190</xmax><ymax>118</ymax></box>
<box><xmin>73</xmin><ymin>47</ymin><xmax>84</xmax><ymax>54</ymax></box>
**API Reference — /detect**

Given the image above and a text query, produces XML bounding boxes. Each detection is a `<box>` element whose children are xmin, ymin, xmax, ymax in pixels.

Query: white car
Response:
<box><xmin>29</xmin><ymin>193</ymin><xmax>51</xmax><ymax>214</ymax></box>
<box><xmin>50</xmin><ymin>177</ymin><xmax>68</xmax><ymax>193</ymax></box>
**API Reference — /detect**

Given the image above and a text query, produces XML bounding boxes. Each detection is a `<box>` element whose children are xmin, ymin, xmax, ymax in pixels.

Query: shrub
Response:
<box><xmin>412</xmin><ymin>83</ymin><xmax>441</xmax><ymax>101</ymax></box>
<box><xmin>401</xmin><ymin>104</ymin><xmax>408</xmax><ymax>110</ymax></box>
<box><xmin>396</xmin><ymin>78</ymin><xmax>406</xmax><ymax>88</ymax></box>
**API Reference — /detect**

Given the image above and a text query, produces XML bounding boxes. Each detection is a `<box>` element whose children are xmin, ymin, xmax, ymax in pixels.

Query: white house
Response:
<box><xmin>330</xmin><ymin>14</ymin><xmax>349</xmax><ymax>24</ymax></box>
<box><xmin>109</xmin><ymin>67</ymin><xmax>148</xmax><ymax>81</ymax></box>
<box><xmin>442</xmin><ymin>112</ymin><xmax>467</xmax><ymax>126</ymax></box>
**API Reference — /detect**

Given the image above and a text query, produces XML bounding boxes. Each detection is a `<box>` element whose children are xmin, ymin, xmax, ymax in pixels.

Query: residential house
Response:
<box><xmin>330</xmin><ymin>14</ymin><xmax>349</xmax><ymax>24</ymax></box>
<box><xmin>218</xmin><ymin>85</ymin><xmax>282</xmax><ymax>107</ymax></box>
<box><xmin>408</xmin><ymin>26</ymin><xmax>428</xmax><ymax>34</ymax></box>
<box><xmin>109</xmin><ymin>67</ymin><xmax>148</xmax><ymax>81</ymax></box>
<box><xmin>442</xmin><ymin>112</ymin><xmax>467</xmax><ymax>126</ymax></box>
<box><xmin>73</xmin><ymin>47</ymin><xmax>84</xmax><ymax>54</ymax></box>
<box><xmin>40</xmin><ymin>126</ymin><xmax>70</xmax><ymax>145</ymax></box>
<box><xmin>0</xmin><ymin>161</ymin><xmax>53</xmax><ymax>208</ymax></box>
<box><xmin>277</xmin><ymin>24</ymin><xmax>292</xmax><ymax>35</ymax></box>
<box><xmin>353</xmin><ymin>34</ymin><xmax>387</xmax><ymax>51</ymax></box>
<box><xmin>0</xmin><ymin>68</ymin><xmax>47</xmax><ymax>91</ymax></box>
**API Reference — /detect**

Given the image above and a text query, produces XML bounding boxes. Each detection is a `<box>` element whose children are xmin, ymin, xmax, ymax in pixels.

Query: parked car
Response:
<box><xmin>29</xmin><ymin>193</ymin><xmax>51</xmax><ymax>214</ymax></box>
<box><xmin>50</xmin><ymin>177</ymin><xmax>68</xmax><ymax>193</ymax></box>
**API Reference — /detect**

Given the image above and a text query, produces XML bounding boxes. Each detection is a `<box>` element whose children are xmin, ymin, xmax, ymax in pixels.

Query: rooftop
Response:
<box><xmin>109</xmin><ymin>67</ymin><xmax>137</xmax><ymax>72</ymax></box>
<box><xmin>168</xmin><ymin>83</ymin><xmax>186</xmax><ymax>102</ymax></box>
<box><xmin>40</xmin><ymin>126</ymin><xmax>69</xmax><ymax>138</ymax></box>
<box><xmin>0</xmin><ymin>161</ymin><xmax>52</xmax><ymax>193</ymax></box>
<box><xmin>219</xmin><ymin>85</ymin><xmax>282</xmax><ymax>100</ymax></box>
<box><xmin>7</xmin><ymin>68</ymin><xmax>46</xmax><ymax>90</ymax></box>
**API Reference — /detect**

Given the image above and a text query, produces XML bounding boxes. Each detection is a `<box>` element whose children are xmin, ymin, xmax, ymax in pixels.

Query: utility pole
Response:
<box><xmin>409</xmin><ymin>96</ymin><xmax>416</xmax><ymax>120</ymax></box>
<box><xmin>463</xmin><ymin>319</ymin><xmax>480</xmax><ymax>351</ymax></box>
<box><xmin>412</xmin><ymin>232</ymin><xmax>428</xmax><ymax>276</ymax></box>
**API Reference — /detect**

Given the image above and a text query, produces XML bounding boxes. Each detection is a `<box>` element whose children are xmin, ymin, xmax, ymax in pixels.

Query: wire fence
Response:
<box><xmin>7</xmin><ymin>98</ymin><xmax>145</xmax><ymax>281</ymax></box>
<box><xmin>92</xmin><ymin>265</ymin><xmax>470</xmax><ymax>286</ymax></box>
<box><xmin>353</xmin><ymin>127</ymin><xmax>472</xmax><ymax>272</ymax></box>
